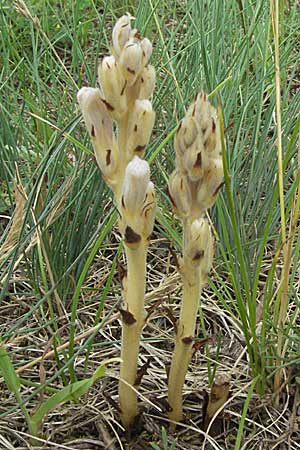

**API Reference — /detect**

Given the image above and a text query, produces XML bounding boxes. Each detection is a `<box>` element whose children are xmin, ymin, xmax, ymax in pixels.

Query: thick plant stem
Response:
<box><xmin>168</xmin><ymin>227</ymin><xmax>202</xmax><ymax>424</ymax></box>
<box><xmin>119</xmin><ymin>241</ymin><xmax>147</xmax><ymax>428</ymax></box>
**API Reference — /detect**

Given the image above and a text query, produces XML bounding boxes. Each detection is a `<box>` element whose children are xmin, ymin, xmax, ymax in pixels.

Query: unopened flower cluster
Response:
<box><xmin>77</xmin><ymin>14</ymin><xmax>156</xmax><ymax>244</ymax></box>
<box><xmin>168</xmin><ymin>93</ymin><xmax>223</xmax><ymax>273</ymax></box>
<box><xmin>169</xmin><ymin>92</ymin><xmax>223</xmax><ymax>221</ymax></box>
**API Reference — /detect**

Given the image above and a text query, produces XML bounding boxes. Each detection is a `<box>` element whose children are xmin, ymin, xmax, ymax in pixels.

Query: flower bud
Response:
<box><xmin>98</xmin><ymin>55</ymin><xmax>127</xmax><ymax>119</ymax></box>
<box><xmin>190</xmin><ymin>218</ymin><xmax>207</xmax><ymax>246</ymax></box>
<box><xmin>201</xmin><ymin>224</ymin><xmax>214</xmax><ymax>283</ymax></box>
<box><xmin>174</xmin><ymin>93</ymin><xmax>221</xmax><ymax>184</ymax></box>
<box><xmin>138</xmin><ymin>65</ymin><xmax>156</xmax><ymax>99</ymax></box>
<box><xmin>126</xmin><ymin>100</ymin><xmax>155</xmax><ymax>158</ymax></box>
<box><xmin>141</xmin><ymin>38</ymin><xmax>152</xmax><ymax>66</ymax></box>
<box><xmin>193</xmin><ymin>93</ymin><xmax>220</xmax><ymax>157</ymax></box>
<box><xmin>122</xmin><ymin>156</ymin><xmax>150</xmax><ymax>214</ymax></box>
<box><xmin>186</xmin><ymin>219</ymin><xmax>213</xmax><ymax>269</ymax></box>
<box><xmin>168</xmin><ymin>170</ymin><xmax>192</xmax><ymax>218</ymax></box>
<box><xmin>119</xmin><ymin>38</ymin><xmax>143</xmax><ymax>86</ymax></box>
<box><xmin>174</xmin><ymin>116</ymin><xmax>200</xmax><ymax>176</ymax></box>
<box><xmin>77</xmin><ymin>87</ymin><xmax>117</xmax><ymax>181</ymax></box>
<box><xmin>112</xmin><ymin>14</ymin><xmax>132</xmax><ymax>57</ymax></box>
<box><xmin>181</xmin><ymin>116</ymin><xmax>199</xmax><ymax>148</ymax></box>
<box><xmin>196</xmin><ymin>158</ymin><xmax>224</xmax><ymax>211</ymax></box>
<box><xmin>141</xmin><ymin>181</ymin><xmax>156</xmax><ymax>239</ymax></box>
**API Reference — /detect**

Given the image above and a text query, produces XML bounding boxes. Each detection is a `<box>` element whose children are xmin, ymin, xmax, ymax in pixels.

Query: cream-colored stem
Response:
<box><xmin>119</xmin><ymin>241</ymin><xmax>147</xmax><ymax>428</ymax></box>
<box><xmin>168</xmin><ymin>224</ymin><xmax>202</xmax><ymax>425</ymax></box>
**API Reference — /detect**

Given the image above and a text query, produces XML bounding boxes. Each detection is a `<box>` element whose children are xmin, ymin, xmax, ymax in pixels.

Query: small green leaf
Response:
<box><xmin>92</xmin><ymin>364</ymin><xmax>106</xmax><ymax>382</ymax></box>
<box><xmin>30</xmin><ymin>361</ymin><xmax>113</xmax><ymax>435</ymax></box>
<box><xmin>0</xmin><ymin>346</ymin><xmax>21</xmax><ymax>394</ymax></box>
<box><xmin>150</xmin><ymin>444</ymin><xmax>161</xmax><ymax>450</ymax></box>
<box><xmin>91</xmin><ymin>358</ymin><xmax>121</xmax><ymax>382</ymax></box>
<box><xmin>31</xmin><ymin>378</ymin><xmax>93</xmax><ymax>434</ymax></box>
<box><xmin>161</xmin><ymin>427</ymin><xmax>168</xmax><ymax>450</ymax></box>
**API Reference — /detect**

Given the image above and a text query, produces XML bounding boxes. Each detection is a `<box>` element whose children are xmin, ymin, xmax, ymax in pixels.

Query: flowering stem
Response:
<box><xmin>78</xmin><ymin>13</ymin><xmax>157</xmax><ymax>430</ymax></box>
<box><xmin>168</xmin><ymin>222</ymin><xmax>203</xmax><ymax>425</ymax></box>
<box><xmin>119</xmin><ymin>240</ymin><xmax>148</xmax><ymax>427</ymax></box>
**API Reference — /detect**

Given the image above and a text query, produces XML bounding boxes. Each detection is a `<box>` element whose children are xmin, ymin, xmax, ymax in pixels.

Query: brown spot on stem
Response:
<box><xmin>202</xmin><ymin>127</ymin><xmax>207</xmax><ymax>134</ymax></box>
<box><xmin>134</xmin><ymin>145</ymin><xmax>145</xmax><ymax>153</ymax></box>
<box><xmin>119</xmin><ymin>308</ymin><xmax>137</xmax><ymax>325</ymax></box>
<box><xmin>192</xmin><ymin>250</ymin><xmax>204</xmax><ymax>261</ymax></box>
<box><xmin>124</xmin><ymin>226</ymin><xmax>141</xmax><ymax>244</ymax></box>
<box><xmin>91</xmin><ymin>125</ymin><xmax>95</xmax><ymax>137</ymax></box>
<box><xmin>134</xmin><ymin>124</ymin><xmax>138</xmax><ymax>132</ymax></box>
<box><xmin>213</xmin><ymin>181</ymin><xmax>225</xmax><ymax>196</ymax></box>
<box><xmin>127</xmin><ymin>67</ymin><xmax>136</xmax><ymax>75</ymax></box>
<box><xmin>121</xmin><ymin>81</ymin><xmax>127</xmax><ymax>95</ymax></box>
<box><xmin>193</xmin><ymin>152</ymin><xmax>202</xmax><ymax>168</ymax></box>
<box><xmin>121</xmin><ymin>196</ymin><xmax>125</xmax><ymax>208</ymax></box>
<box><xmin>141</xmin><ymin>77</ymin><xmax>144</xmax><ymax>83</ymax></box>
<box><xmin>182</xmin><ymin>336</ymin><xmax>194</xmax><ymax>344</ymax></box>
<box><xmin>212</xmin><ymin>118</ymin><xmax>216</xmax><ymax>132</ymax></box>
<box><xmin>102</xmin><ymin>99</ymin><xmax>114</xmax><ymax>111</ymax></box>
<box><xmin>106</xmin><ymin>149</ymin><xmax>111</xmax><ymax>166</ymax></box>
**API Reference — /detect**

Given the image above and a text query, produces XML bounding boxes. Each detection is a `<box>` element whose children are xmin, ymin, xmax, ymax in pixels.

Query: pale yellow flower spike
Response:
<box><xmin>77</xmin><ymin>15</ymin><xmax>156</xmax><ymax>429</ymax></box>
<box><xmin>167</xmin><ymin>94</ymin><xmax>223</xmax><ymax>426</ymax></box>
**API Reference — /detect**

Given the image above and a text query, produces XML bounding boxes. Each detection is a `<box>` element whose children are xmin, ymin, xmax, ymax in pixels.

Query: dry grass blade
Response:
<box><xmin>0</xmin><ymin>182</ymin><xmax>26</xmax><ymax>262</ymax></box>
<box><xmin>1</xmin><ymin>174</ymin><xmax>73</xmax><ymax>286</ymax></box>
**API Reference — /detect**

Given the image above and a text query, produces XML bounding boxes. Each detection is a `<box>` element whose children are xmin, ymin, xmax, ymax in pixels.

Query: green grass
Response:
<box><xmin>0</xmin><ymin>0</ymin><xmax>300</xmax><ymax>448</ymax></box>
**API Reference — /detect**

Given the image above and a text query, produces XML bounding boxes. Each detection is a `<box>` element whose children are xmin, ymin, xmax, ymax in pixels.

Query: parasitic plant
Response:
<box><xmin>167</xmin><ymin>93</ymin><xmax>224</xmax><ymax>425</ymax></box>
<box><xmin>77</xmin><ymin>14</ymin><xmax>156</xmax><ymax>428</ymax></box>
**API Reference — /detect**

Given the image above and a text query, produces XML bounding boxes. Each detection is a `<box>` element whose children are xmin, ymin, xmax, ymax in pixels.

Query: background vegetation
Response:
<box><xmin>0</xmin><ymin>0</ymin><xmax>300</xmax><ymax>449</ymax></box>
